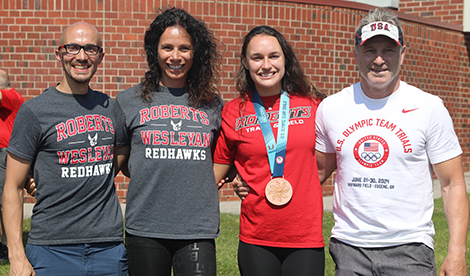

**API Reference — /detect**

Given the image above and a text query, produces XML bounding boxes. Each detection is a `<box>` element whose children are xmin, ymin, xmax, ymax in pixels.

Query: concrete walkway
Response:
<box><xmin>23</xmin><ymin>174</ymin><xmax>470</xmax><ymax>218</ymax></box>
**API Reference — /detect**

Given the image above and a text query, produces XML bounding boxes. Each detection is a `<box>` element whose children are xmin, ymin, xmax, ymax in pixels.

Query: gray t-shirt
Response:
<box><xmin>8</xmin><ymin>86</ymin><xmax>123</xmax><ymax>245</ymax></box>
<box><xmin>114</xmin><ymin>84</ymin><xmax>222</xmax><ymax>239</ymax></box>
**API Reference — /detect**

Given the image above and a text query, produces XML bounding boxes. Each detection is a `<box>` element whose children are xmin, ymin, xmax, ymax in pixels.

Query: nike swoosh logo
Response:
<box><xmin>402</xmin><ymin>108</ymin><xmax>419</xmax><ymax>113</ymax></box>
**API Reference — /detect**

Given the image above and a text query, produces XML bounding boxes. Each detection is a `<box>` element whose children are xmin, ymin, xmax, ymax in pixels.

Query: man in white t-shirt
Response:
<box><xmin>315</xmin><ymin>8</ymin><xmax>469</xmax><ymax>275</ymax></box>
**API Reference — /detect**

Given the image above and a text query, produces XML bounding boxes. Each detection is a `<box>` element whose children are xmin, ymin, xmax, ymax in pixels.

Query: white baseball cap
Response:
<box><xmin>355</xmin><ymin>21</ymin><xmax>403</xmax><ymax>46</ymax></box>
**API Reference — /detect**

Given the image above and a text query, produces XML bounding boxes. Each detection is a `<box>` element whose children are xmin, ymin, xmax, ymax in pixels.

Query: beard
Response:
<box><xmin>62</xmin><ymin>62</ymin><xmax>96</xmax><ymax>84</ymax></box>
<box><xmin>70</xmin><ymin>74</ymin><xmax>93</xmax><ymax>84</ymax></box>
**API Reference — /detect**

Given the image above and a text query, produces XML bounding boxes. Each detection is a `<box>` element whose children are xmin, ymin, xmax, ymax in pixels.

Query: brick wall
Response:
<box><xmin>1</xmin><ymin>0</ymin><xmax>469</xmax><ymax>203</ymax></box>
<box><xmin>399</xmin><ymin>0</ymin><xmax>464</xmax><ymax>25</ymax></box>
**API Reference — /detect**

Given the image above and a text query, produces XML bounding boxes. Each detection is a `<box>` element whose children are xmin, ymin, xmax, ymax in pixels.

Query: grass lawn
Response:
<box><xmin>1</xmin><ymin>195</ymin><xmax>469</xmax><ymax>275</ymax></box>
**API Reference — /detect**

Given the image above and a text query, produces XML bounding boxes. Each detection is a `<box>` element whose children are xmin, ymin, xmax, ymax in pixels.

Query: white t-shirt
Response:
<box><xmin>316</xmin><ymin>81</ymin><xmax>462</xmax><ymax>249</ymax></box>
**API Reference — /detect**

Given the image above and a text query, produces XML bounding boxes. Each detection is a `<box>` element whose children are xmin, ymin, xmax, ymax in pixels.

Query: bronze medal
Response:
<box><xmin>265</xmin><ymin>178</ymin><xmax>293</xmax><ymax>206</ymax></box>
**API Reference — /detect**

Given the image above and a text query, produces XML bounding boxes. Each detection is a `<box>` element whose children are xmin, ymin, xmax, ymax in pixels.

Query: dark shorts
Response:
<box><xmin>125</xmin><ymin>233</ymin><xmax>216</xmax><ymax>276</ymax></box>
<box><xmin>0</xmin><ymin>151</ymin><xmax>6</xmax><ymax>205</ymax></box>
<box><xmin>329</xmin><ymin>238</ymin><xmax>436</xmax><ymax>276</ymax></box>
<box><xmin>26</xmin><ymin>242</ymin><xmax>128</xmax><ymax>276</ymax></box>
<box><xmin>237</xmin><ymin>240</ymin><xmax>325</xmax><ymax>276</ymax></box>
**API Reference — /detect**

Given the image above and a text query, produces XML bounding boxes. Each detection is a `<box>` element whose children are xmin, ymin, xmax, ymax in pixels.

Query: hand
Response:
<box><xmin>9</xmin><ymin>255</ymin><xmax>35</xmax><ymax>276</ymax></box>
<box><xmin>23</xmin><ymin>177</ymin><xmax>36</xmax><ymax>197</ymax></box>
<box><xmin>217</xmin><ymin>177</ymin><xmax>229</xmax><ymax>190</ymax></box>
<box><xmin>439</xmin><ymin>251</ymin><xmax>467</xmax><ymax>276</ymax></box>
<box><xmin>232</xmin><ymin>174</ymin><xmax>250</xmax><ymax>201</ymax></box>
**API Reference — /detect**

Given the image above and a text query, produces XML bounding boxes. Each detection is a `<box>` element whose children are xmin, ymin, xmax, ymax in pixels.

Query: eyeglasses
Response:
<box><xmin>58</xmin><ymin>44</ymin><xmax>102</xmax><ymax>56</ymax></box>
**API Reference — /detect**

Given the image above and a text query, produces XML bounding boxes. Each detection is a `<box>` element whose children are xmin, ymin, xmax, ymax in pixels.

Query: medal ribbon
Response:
<box><xmin>252</xmin><ymin>89</ymin><xmax>290</xmax><ymax>177</ymax></box>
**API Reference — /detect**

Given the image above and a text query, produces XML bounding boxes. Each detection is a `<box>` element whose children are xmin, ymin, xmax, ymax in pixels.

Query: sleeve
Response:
<box><xmin>214</xmin><ymin>95</ymin><xmax>224</xmax><ymax>131</ymax></box>
<box><xmin>7</xmin><ymin>105</ymin><xmax>42</xmax><ymax>161</ymax></box>
<box><xmin>0</xmin><ymin>89</ymin><xmax>24</xmax><ymax>111</ymax></box>
<box><xmin>213</xmin><ymin>104</ymin><xmax>236</xmax><ymax>165</ymax></box>
<box><xmin>315</xmin><ymin>100</ymin><xmax>336</xmax><ymax>153</ymax></box>
<box><xmin>425</xmin><ymin>98</ymin><xmax>462</xmax><ymax>164</ymax></box>
<box><xmin>112</xmin><ymin>96</ymin><xmax>131</xmax><ymax>147</ymax></box>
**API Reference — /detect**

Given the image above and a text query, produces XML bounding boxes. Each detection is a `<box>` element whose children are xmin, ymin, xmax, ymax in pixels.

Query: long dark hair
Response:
<box><xmin>141</xmin><ymin>7</ymin><xmax>220</xmax><ymax>107</ymax></box>
<box><xmin>236</xmin><ymin>25</ymin><xmax>325</xmax><ymax>101</ymax></box>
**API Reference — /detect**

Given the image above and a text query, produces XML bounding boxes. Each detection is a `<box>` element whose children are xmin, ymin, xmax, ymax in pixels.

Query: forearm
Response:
<box><xmin>213</xmin><ymin>163</ymin><xmax>231</xmax><ymax>183</ymax></box>
<box><xmin>441</xmin><ymin>181</ymin><xmax>469</xmax><ymax>256</ymax></box>
<box><xmin>433</xmin><ymin>156</ymin><xmax>469</xmax><ymax>275</ymax></box>
<box><xmin>3</xmin><ymin>154</ymin><xmax>31</xmax><ymax>262</ymax></box>
<box><xmin>3</xmin><ymin>182</ymin><xmax>26</xmax><ymax>256</ymax></box>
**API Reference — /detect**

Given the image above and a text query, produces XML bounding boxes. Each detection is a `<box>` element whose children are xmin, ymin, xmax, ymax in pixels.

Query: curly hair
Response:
<box><xmin>141</xmin><ymin>7</ymin><xmax>220</xmax><ymax>107</ymax></box>
<box><xmin>235</xmin><ymin>25</ymin><xmax>325</xmax><ymax>101</ymax></box>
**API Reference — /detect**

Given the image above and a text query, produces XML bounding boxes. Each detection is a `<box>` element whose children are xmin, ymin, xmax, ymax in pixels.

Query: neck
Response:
<box><xmin>160</xmin><ymin>78</ymin><xmax>187</xmax><ymax>89</ymax></box>
<box><xmin>361</xmin><ymin>77</ymin><xmax>401</xmax><ymax>99</ymax></box>
<box><xmin>255</xmin><ymin>86</ymin><xmax>282</xmax><ymax>97</ymax></box>
<box><xmin>56</xmin><ymin>76</ymin><xmax>90</xmax><ymax>95</ymax></box>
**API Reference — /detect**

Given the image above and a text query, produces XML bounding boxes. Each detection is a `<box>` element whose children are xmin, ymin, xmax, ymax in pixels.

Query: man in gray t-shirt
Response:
<box><xmin>3</xmin><ymin>22</ymin><xmax>127</xmax><ymax>276</ymax></box>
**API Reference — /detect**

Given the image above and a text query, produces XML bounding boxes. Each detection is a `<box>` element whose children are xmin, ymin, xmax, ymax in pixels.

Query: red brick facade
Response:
<box><xmin>1</xmin><ymin>0</ymin><xmax>468</xmax><ymax>203</ymax></box>
<box><xmin>400</xmin><ymin>0</ymin><xmax>464</xmax><ymax>24</ymax></box>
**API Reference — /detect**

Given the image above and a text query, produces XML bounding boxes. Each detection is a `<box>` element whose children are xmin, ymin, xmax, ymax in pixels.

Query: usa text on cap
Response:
<box><xmin>355</xmin><ymin>21</ymin><xmax>403</xmax><ymax>46</ymax></box>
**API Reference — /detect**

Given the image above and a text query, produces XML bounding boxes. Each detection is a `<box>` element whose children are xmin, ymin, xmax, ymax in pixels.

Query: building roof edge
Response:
<box><xmin>276</xmin><ymin>0</ymin><xmax>463</xmax><ymax>32</ymax></box>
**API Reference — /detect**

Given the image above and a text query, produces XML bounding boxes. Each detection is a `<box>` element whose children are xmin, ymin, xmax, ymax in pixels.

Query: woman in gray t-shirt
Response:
<box><xmin>113</xmin><ymin>7</ymin><xmax>222</xmax><ymax>276</ymax></box>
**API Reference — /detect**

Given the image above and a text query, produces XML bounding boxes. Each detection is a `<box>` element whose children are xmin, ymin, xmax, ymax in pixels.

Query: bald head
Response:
<box><xmin>0</xmin><ymin>70</ymin><xmax>11</xmax><ymax>89</ymax></box>
<box><xmin>59</xmin><ymin>22</ymin><xmax>102</xmax><ymax>47</ymax></box>
<box><xmin>55</xmin><ymin>21</ymin><xmax>105</xmax><ymax>94</ymax></box>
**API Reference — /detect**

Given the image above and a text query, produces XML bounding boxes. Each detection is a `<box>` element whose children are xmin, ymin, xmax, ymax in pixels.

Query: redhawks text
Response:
<box><xmin>57</xmin><ymin>145</ymin><xmax>114</xmax><ymax>178</ymax></box>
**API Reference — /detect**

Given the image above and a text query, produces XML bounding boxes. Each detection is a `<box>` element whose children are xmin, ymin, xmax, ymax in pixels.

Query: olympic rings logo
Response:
<box><xmin>360</xmin><ymin>152</ymin><xmax>382</xmax><ymax>161</ymax></box>
<box><xmin>353</xmin><ymin>135</ymin><xmax>390</xmax><ymax>168</ymax></box>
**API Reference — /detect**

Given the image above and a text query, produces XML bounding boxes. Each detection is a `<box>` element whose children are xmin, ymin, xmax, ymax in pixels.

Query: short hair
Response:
<box><xmin>355</xmin><ymin>8</ymin><xmax>404</xmax><ymax>48</ymax></box>
<box><xmin>141</xmin><ymin>7</ymin><xmax>220</xmax><ymax>107</ymax></box>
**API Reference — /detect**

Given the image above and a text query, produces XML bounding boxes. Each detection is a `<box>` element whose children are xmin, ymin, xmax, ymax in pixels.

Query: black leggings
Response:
<box><xmin>238</xmin><ymin>240</ymin><xmax>324</xmax><ymax>276</ymax></box>
<box><xmin>125</xmin><ymin>233</ymin><xmax>216</xmax><ymax>276</ymax></box>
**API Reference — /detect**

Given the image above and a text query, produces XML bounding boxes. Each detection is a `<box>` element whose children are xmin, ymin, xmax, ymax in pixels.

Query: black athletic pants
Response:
<box><xmin>125</xmin><ymin>232</ymin><xmax>216</xmax><ymax>276</ymax></box>
<box><xmin>238</xmin><ymin>240</ymin><xmax>325</xmax><ymax>276</ymax></box>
